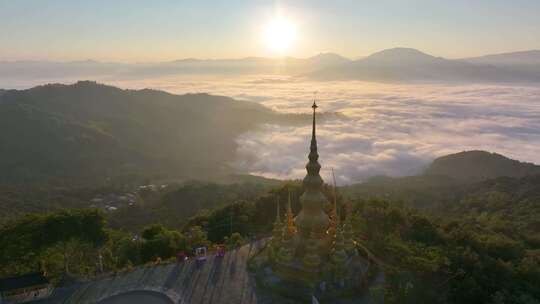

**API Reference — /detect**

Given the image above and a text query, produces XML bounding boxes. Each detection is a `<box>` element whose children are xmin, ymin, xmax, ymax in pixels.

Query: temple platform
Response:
<box><xmin>248</xmin><ymin>241</ymin><xmax>381</xmax><ymax>303</ymax></box>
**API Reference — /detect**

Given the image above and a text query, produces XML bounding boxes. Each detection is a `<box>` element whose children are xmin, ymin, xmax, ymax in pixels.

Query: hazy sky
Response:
<box><xmin>1</xmin><ymin>0</ymin><xmax>539</xmax><ymax>62</ymax></box>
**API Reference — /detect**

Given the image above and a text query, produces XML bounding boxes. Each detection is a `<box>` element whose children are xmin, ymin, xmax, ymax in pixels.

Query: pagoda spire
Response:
<box><xmin>306</xmin><ymin>98</ymin><xmax>322</xmax><ymax>180</ymax></box>
<box><xmin>294</xmin><ymin>98</ymin><xmax>329</xmax><ymax>237</ymax></box>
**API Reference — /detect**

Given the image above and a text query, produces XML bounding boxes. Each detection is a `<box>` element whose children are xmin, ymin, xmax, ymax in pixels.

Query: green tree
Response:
<box><xmin>140</xmin><ymin>225</ymin><xmax>187</xmax><ymax>262</ymax></box>
<box><xmin>0</xmin><ymin>209</ymin><xmax>108</xmax><ymax>278</ymax></box>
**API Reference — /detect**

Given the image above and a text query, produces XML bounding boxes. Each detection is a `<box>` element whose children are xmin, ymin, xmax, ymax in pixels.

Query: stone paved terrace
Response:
<box><xmin>31</xmin><ymin>241</ymin><xmax>382</xmax><ymax>304</ymax></box>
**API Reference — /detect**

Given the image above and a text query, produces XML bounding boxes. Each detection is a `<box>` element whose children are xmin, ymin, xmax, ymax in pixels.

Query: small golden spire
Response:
<box><xmin>286</xmin><ymin>187</ymin><xmax>296</xmax><ymax>234</ymax></box>
<box><xmin>327</xmin><ymin>208</ymin><xmax>337</xmax><ymax>236</ymax></box>
<box><xmin>327</xmin><ymin>168</ymin><xmax>339</xmax><ymax>236</ymax></box>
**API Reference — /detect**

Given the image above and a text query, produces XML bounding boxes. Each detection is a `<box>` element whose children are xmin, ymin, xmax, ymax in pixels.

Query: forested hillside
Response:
<box><xmin>0</xmin><ymin>81</ymin><xmax>307</xmax><ymax>186</ymax></box>
<box><xmin>442</xmin><ymin>175</ymin><xmax>540</xmax><ymax>236</ymax></box>
<box><xmin>425</xmin><ymin>151</ymin><xmax>540</xmax><ymax>182</ymax></box>
<box><xmin>0</xmin><ymin>174</ymin><xmax>281</xmax><ymax>226</ymax></box>
<box><xmin>344</xmin><ymin>151</ymin><xmax>540</xmax><ymax>210</ymax></box>
<box><xmin>2</xmin><ymin>174</ymin><xmax>540</xmax><ymax>303</ymax></box>
<box><xmin>107</xmin><ymin>177</ymin><xmax>283</xmax><ymax>232</ymax></box>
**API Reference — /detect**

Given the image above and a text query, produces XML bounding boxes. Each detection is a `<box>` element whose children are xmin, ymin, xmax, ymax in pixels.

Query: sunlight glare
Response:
<box><xmin>263</xmin><ymin>18</ymin><xmax>297</xmax><ymax>54</ymax></box>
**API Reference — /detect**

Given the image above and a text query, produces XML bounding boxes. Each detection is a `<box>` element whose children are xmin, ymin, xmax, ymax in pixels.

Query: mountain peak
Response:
<box><xmin>310</xmin><ymin>52</ymin><xmax>348</xmax><ymax>60</ymax></box>
<box><xmin>307</xmin><ymin>53</ymin><xmax>350</xmax><ymax>66</ymax></box>
<box><xmin>366</xmin><ymin>48</ymin><xmax>437</xmax><ymax>61</ymax></box>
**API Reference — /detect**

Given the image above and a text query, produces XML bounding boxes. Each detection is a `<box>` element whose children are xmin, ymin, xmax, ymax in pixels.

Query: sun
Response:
<box><xmin>263</xmin><ymin>18</ymin><xmax>297</xmax><ymax>54</ymax></box>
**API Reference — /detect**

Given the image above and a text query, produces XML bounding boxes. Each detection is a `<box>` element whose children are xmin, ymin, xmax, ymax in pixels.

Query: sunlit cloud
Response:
<box><xmin>218</xmin><ymin>78</ymin><xmax>540</xmax><ymax>184</ymax></box>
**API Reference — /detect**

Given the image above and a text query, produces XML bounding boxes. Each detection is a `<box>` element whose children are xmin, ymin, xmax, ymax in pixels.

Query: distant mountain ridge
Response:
<box><xmin>308</xmin><ymin>48</ymin><xmax>540</xmax><ymax>83</ymax></box>
<box><xmin>167</xmin><ymin>52</ymin><xmax>349</xmax><ymax>66</ymax></box>
<box><xmin>463</xmin><ymin>50</ymin><xmax>540</xmax><ymax>66</ymax></box>
<box><xmin>0</xmin><ymin>53</ymin><xmax>351</xmax><ymax>81</ymax></box>
<box><xmin>3</xmin><ymin>48</ymin><xmax>540</xmax><ymax>84</ymax></box>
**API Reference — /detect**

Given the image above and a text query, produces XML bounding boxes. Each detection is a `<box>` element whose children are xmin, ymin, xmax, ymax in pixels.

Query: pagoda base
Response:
<box><xmin>248</xmin><ymin>245</ymin><xmax>377</xmax><ymax>303</ymax></box>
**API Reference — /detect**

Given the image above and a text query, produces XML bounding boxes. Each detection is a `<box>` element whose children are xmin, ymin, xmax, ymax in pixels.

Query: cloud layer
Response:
<box><xmin>11</xmin><ymin>75</ymin><xmax>540</xmax><ymax>184</ymax></box>
<box><xmin>133</xmin><ymin>77</ymin><xmax>540</xmax><ymax>184</ymax></box>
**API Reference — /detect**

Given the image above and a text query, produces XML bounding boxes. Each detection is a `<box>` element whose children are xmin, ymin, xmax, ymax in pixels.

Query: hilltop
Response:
<box><xmin>344</xmin><ymin>150</ymin><xmax>540</xmax><ymax>209</ymax></box>
<box><xmin>425</xmin><ymin>150</ymin><xmax>540</xmax><ymax>182</ymax></box>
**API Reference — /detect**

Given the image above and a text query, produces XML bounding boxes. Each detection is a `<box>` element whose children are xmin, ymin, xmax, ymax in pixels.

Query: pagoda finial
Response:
<box><xmin>307</xmin><ymin>93</ymin><xmax>320</xmax><ymax>170</ymax></box>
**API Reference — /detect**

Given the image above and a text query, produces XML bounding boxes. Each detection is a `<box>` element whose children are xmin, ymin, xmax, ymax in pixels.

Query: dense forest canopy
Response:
<box><xmin>425</xmin><ymin>151</ymin><xmax>540</xmax><ymax>182</ymax></box>
<box><xmin>0</xmin><ymin>174</ymin><xmax>281</xmax><ymax>226</ymax></box>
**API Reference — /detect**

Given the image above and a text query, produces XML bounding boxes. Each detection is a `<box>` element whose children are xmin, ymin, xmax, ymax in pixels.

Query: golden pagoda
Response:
<box><xmin>269</xmin><ymin>101</ymin><xmax>350</xmax><ymax>280</ymax></box>
<box><xmin>251</xmin><ymin>101</ymin><xmax>371</xmax><ymax>301</ymax></box>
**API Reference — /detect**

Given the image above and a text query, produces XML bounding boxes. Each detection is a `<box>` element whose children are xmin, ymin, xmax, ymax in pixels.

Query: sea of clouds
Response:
<box><xmin>108</xmin><ymin>75</ymin><xmax>540</xmax><ymax>184</ymax></box>
<box><xmin>8</xmin><ymin>75</ymin><xmax>540</xmax><ymax>184</ymax></box>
